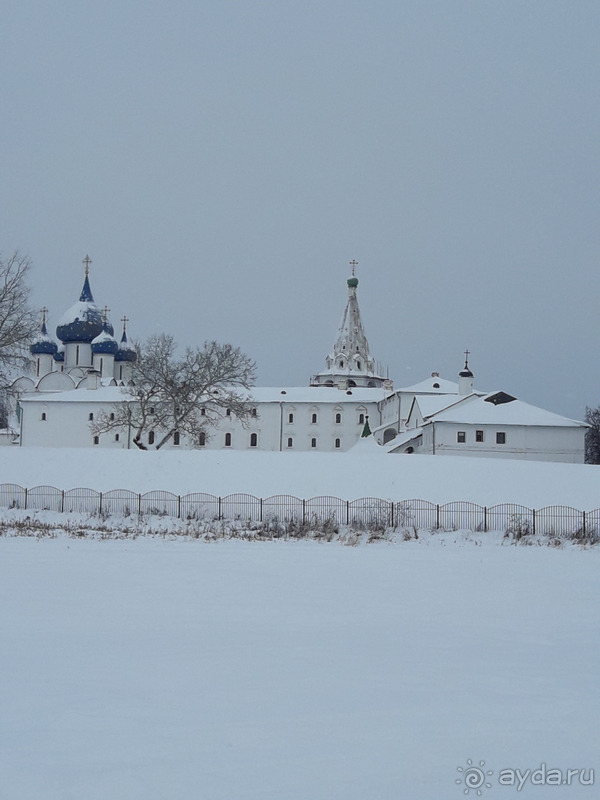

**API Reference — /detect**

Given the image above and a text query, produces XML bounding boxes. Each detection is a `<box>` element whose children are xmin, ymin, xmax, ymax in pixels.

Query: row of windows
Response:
<box><xmin>287</xmin><ymin>412</ymin><xmax>365</xmax><ymax>425</ymax></box>
<box><xmin>457</xmin><ymin>430</ymin><xmax>506</xmax><ymax>445</ymax></box>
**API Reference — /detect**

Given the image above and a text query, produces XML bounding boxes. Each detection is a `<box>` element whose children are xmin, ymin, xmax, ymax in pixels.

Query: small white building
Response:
<box><xmin>10</xmin><ymin>259</ymin><xmax>587</xmax><ymax>462</ymax></box>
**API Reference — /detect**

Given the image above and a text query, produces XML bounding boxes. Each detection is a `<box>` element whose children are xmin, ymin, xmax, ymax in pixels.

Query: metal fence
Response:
<box><xmin>0</xmin><ymin>483</ymin><xmax>597</xmax><ymax>536</ymax></box>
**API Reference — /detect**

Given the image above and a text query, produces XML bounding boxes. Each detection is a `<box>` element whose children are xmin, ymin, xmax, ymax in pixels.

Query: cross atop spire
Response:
<box><xmin>121</xmin><ymin>315</ymin><xmax>129</xmax><ymax>332</ymax></box>
<box><xmin>103</xmin><ymin>306</ymin><xmax>111</xmax><ymax>321</ymax></box>
<box><xmin>41</xmin><ymin>307</ymin><xmax>48</xmax><ymax>325</ymax></box>
<box><xmin>82</xmin><ymin>254</ymin><xmax>92</xmax><ymax>275</ymax></box>
<box><xmin>464</xmin><ymin>349</ymin><xmax>470</xmax><ymax>368</ymax></box>
<box><xmin>349</xmin><ymin>259</ymin><xmax>358</xmax><ymax>276</ymax></box>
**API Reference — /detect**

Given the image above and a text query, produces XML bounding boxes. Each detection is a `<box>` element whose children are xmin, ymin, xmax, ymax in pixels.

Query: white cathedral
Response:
<box><xmin>7</xmin><ymin>259</ymin><xmax>587</xmax><ymax>462</ymax></box>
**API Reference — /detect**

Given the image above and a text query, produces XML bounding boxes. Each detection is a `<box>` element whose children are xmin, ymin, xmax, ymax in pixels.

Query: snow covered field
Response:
<box><xmin>0</xmin><ymin>535</ymin><xmax>598</xmax><ymax>799</ymax></box>
<box><xmin>1</xmin><ymin>446</ymin><xmax>600</xmax><ymax>507</ymax></box>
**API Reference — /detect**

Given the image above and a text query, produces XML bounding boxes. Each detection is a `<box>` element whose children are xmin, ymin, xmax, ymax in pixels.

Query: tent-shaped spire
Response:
<box><xmin>310</xmin><ymin>265</ymin><xmax>389</xmax><ymax>389</ymax></box>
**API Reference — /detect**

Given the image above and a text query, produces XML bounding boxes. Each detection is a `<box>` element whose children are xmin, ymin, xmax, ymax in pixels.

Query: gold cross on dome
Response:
<box><xmin>82</xmin><ymin>254</ymin><xmax>92</xmax><ymax>275</ymax></box>
<box><xmin>464</xmin><ymin>349</ymin><xmax>470</xmax><ymax>366</ymax></box>
<box><xmin>40</xmin><ymin>306</ymin><xmax>48</xmax><ymax>325</ymax></box>
<box><xmin>121</xmin><ymin>315</ymin><xmax>129</xmax><ymax>331</ymax></box>
<box><xmin>103</xmin><ymin>306</ymin><xmax>111</xmax><ymax>321</ymax></box>
<box><xmin>349</xmin><ymin>259</ymin><xmax>358</xmax><ymax>275</ymax></box>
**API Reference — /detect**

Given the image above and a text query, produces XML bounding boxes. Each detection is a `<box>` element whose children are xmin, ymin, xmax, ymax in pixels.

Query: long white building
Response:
<box><xmin>9</xmin><ymin>261</ymin><xmax>587</xmax><ymax>462</ymax></box>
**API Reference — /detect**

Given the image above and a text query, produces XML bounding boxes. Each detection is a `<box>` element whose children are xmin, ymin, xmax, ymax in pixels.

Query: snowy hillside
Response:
<box><xmin>1</xmin><ymin>446</ymin><xmax>600</xmax><ymax>507</ymax></box>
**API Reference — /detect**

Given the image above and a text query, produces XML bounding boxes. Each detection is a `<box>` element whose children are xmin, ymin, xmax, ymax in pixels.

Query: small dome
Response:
<box><xmin>347</xmin><ymin>276</ymin><xmax>359</xmax><ymax>288</ymax></box>
<box><xmin>30</xmin><ymin>321</ymin><xmax>58</xmax><ymax>356</ymax></box>
<box><xmin>115</xmin><ymin>328</ymin><xmax>137</xmax><ymax>363</ymax></box>
<box><xmin>56</xmin><ymin>274</ymin><xmax>103</xmax><ymax>344</ymax></box>
<box><xmin>459</xmin><ymin>368</ymin><xmax>474</xmax><ymax>378</ymax></box>
<box><xmin>91</xmin><ymin>322</ymin><xmax>118</xmax><ymax>355</ymax></box>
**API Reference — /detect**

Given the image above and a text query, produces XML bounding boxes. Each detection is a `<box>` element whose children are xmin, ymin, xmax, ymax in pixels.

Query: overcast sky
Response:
<box><xmin>1</xmin><ymin>1</ymin><xmax>599</xmax><ymax>418</ymax></box>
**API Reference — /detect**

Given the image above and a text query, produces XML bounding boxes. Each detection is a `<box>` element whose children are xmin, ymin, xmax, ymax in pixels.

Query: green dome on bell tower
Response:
<box><xmin>347</xmin><ymin>276</ymin><xmax>359</xmax><ymax>288</ymax></box>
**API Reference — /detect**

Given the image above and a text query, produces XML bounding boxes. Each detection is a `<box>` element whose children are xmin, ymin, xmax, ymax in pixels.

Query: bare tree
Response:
<box><xmin>92</xmin><ymin>334</ymin><xmax>256</xmax><ymax>449</ymax></box>
<box><xmin>585</xmin><ymin>406</ymin><xmax>600</xmax><ymax>464</ymax></box>
<box><xmin>0</xmin><ymin>252</ymin><xmax>36</xmax><ymax>381</ymax></box>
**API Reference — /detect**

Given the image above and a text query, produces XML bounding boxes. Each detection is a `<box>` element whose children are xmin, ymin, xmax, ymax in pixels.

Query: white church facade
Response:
<box><xmin>9</xmin><ymin>260</ymin><xmax>587</xmax><ymax>462</ymax></box>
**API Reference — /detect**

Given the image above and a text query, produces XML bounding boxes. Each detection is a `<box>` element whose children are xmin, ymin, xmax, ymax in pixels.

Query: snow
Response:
<box><xmin>433</xmin><ymin>392</ymin><xmax>586</xmax><ymax>427</ymax></box>
<box><xmin>1</xmin><ymin>446</ymin><xmax>600</xmax><ymax>508</ymax></box>
<box><xmin>396</xmin><ymin>376</ymin><xmax>461</xmax><ymax>393</ymax></box>
<box><xmin>56</xmin><ymin>300</ymin><xmax>99</xmax><ymax>328</ymax></box>
<box><xmin>0</xmin><ymin>535</ymin><xmax>597</xmax><ymax>799</ymax></box>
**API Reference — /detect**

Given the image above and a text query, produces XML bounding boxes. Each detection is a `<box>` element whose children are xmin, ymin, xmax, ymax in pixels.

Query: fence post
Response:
<box><xmin>178</xmin><ymin>495</ymin><xmax>181</xmax><ymax>519</ymax></box>
<box><xmin>61</xmin><ymin>490</ymin><xmax>65</xmax><ymax>514</ymax></box>
<box><xmin>138</xmin><ymin>493</ymin><xmax>142</xmax><ymax>515</ymax></box>
<box><xmin>99</xmin><ymin>492</ymin><xmax>103</xmax><ymax>515</ymax></box>
<box><xmin>436</xmin><ymin>503</ymin><xmax>440</xmax><ymax>530</ymax></box>
<box><xmin>390</xmin><ymin>501</ymin><xmax>394</xmax><ymax>529</ymax></box>
<box><xmin>483</xmin><ymin>506</ymin><xmax>487</xmax><ymax>532</ymax></box>
<box><xmin>583</xmin><ymin>510</ymin><xmax>586</xmax><ymax>536</ymax></box>
<box><xmin>346</xmin><ymin>500</ymin><xmax>349</xmax><ymax>526</ymax></box>
<box><xmin>24</xmin><ymin>487</ymin><xmax>27</xmax><ymax>510</ymax></box>
<box><xmin>532</xmin><ymin>509</ymin><xmax>536</xmax><ymax>536</ymax></box>
<box><xmin>260</xmin><ymin>498</ymin><xmax>263</xmax><ymax>522</ymax></box>
<box><xmin>302</xmin><ymin>498</ymin><xmax>306</xmax><ymax>525</ymax></box>
<box><xmin>218</xmin><ymin>496</ymin><xmax>222</xmax><ymax>520</ymax></box>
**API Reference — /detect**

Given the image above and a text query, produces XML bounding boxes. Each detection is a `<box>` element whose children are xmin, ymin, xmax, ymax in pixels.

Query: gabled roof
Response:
<box><xmin>396</xmin><ymin>376</ymin><xmax>460</xmax><ymax>394</ymax></box>
<box><xmin>425</xmin><ymin>392</ymin><xmax>586</xmax><ymax>428</ymax></box>
<box><xmin>408</xmin><ymin>393</ymin><xmax>470</xmax><ymax>422</ymax></box>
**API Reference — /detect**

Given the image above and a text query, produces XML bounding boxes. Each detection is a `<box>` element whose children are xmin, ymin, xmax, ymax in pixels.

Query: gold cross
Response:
<box><xmin>103</xmin><ymin>306</ymin><xmax>111</xmax><ymax>322</ymax></box>
<box><xmin>121</xmin><ymin>315</ymin><xmax>129</xmax><ymax>331</ymax></box>
<box><xmin>349</xmin><ymin>259</ymin><xmax>358</xmax><ymax>275</ymax></box>
<box><xmin>82</xmin><ymin>254</ymin><xmax>92</xmax><ymax>275</ymax></box>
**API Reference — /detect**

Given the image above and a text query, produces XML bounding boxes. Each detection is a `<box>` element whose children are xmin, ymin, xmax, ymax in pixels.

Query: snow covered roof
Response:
<box><xmin>386</xmin><ymin>427</ymin><xmax>424</xmax><ymax>452</ymax></box>
<box><xmin>246</xmin><ymin>387</ymin><xmax>386</xmax><ymax>404</ymax></box>
<box><xmin>396</xmin><ymin>376</ymin><xmax>460</xmax><ymax>394</ymax></box>
<box><xmin>91</xmin><ymin>322</ymin><xmax>119</xmax><ymax>355</ymax></box>
<box><xmin>20</xmin><ymin>387</ymin><xmax>132</xmax><ymax>404</ymax></box>
<box><xmin>30</xmin><ymin>321</ymin><xmax>58</xmax><ymax>356</ymax></box>
<box><xmin>426</xmin><ymin>392</ymin><xmax>586</xmax><ymax>428</ymax></box>
<box><xmin>410</xmin><ymin>394</ymin><xmax>467</xmax><ymax>421</ymax></box>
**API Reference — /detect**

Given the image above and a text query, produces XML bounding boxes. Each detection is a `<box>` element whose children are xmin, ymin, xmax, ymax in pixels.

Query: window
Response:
<box><xmin>476</xmin><ymin>430</ymin><xmax>484</xmax><ymax>442</ymax></box>
<box><xmin>225</xmin><ymin>432</ymin><xmax>231</xmax><ymax>447</ymax></box>
<box><xmin>110</xmin><ymin>412</ymin><xmax>115</xmax><ymax>421</ymax></box>
<box><xmin>496</xmin><ymin>432</ymin><xmax>506</xmax><ymax>444</ymax></box>
<box><xmin>359</xmin><ymin>413</ymin><xmax>365</xmax><ymax>424</ymax></box>
<box><xmin>149</xmin><ymin>407</ymin><xmax>155</xmax><ymax>415</ymax></box>
<box><xmin>173</xmin><ymin>431</ymin><xmax>180</xmax><ymax>446</ymax></box>
<box><xmin>251</xmin><ymin>408</ymin><xmax>257</xmax><ymax>417</ymax></box>
<box><xmin>288</xmin><ymin>413</ymin><xmax>294</xmax><ymax>423</ymax></box>
<box><xmin>115</xmin><ymin>434</ymin><xmax>120</xmax><ymax>442</ymax></box>
<box><xmin>41</xmin><ymin>413</ymin><xmax>47</xmax><ymax>421</ymax></box>
<box><xmin>250</xmin><ymin>433</ymin><xmax>257</xmax><ymax>447</ymax></box>
<box><xmin>88</xmin><ymin>412</ymin><xmax>94</xmax><ymax>421</ymax></box>
<box><xmin>335</xmin><ymin>413</ymin><xmax>341</xmax><ymax>424</ymax></box>
<box><xmin>119</xmin><ymin>365</ymin><xmax>123</xmax><ymax>380</ymax></box>
<box><xmin>335</xmin><ymin>438</ymin><xmax>341</xmax><ymax>449</ymax></box>
<box><xmin>287</xmin><ymin>437</ymin><xmax>293</xmax><ymax>448</ymax></box>
<box><xmin>199</xmin><ymin>432</ymin><xmax>206</xmax><ymax>446</ymax></box>
<box><xmin>93</xmin><ymin>435</ymin><xmax>99</xmax><ymax>445</ymax></box>
<box><xmin>340</xmin><ymin>361</ymin><xmax>344</xmax><ymax>368</ymax></box>
<box><xmin>200</xmin><ymin>408</ymin><xmax>206</xmax><ymax>416</ymax></box>
<box><xmin>226</xmin><ymin>408</ymin><xmax>231</xmax><ymax>417</ymax></box>
<box><xmin>357</xmin><ymin>361</ymin><xmax>361</xmax><ymax>370</ymax></box>
<box><xmin>36</xmin><ymin>359</ymin><xmax>40</xmax><ymax>377</ymax></box>
<box><xmin>311</xmin><ymin>413</ymin><xmax>317</xmax><ymax>424</ymax></box>
<box><xmin>148</xmin><ymin>431</ymin><xmax>155</xmax><ymax>445</ymax></box>
<box><xmin>311</xmin><ymin>438</ymin><xmax>317</xmax><ymax>448</ymax></box>
<box><xmin>457</xmin><ymin>431</ymin><xmax>466</xmax><ymax>443</ymax></box>
<box><xmin>76</xmin><ymin>345</ymin><xmax>80</xmax><ymax>365</ymax></box>
<box><xmin>433</xmin><ymin>383</ymin><xmax>440</xmax><ymax>389</ymax></box>
<box><xmin>99</xmin><ymin>358</ymin><xmax>103</xmax><ymax>374</ymax></box>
